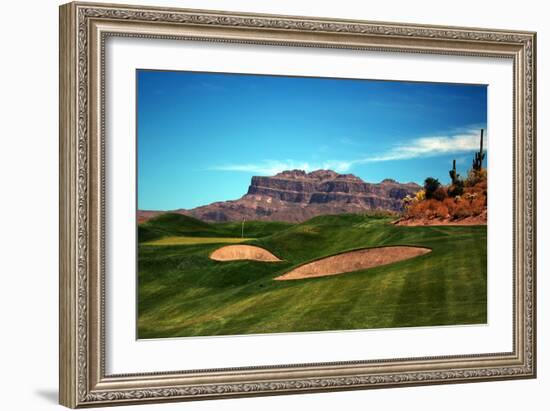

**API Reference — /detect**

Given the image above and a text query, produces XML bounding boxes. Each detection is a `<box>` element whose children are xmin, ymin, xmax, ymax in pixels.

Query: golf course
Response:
<box><xmin>137</xmin><ymin>212</ymin><xmax>487</xmax><ymax>338</ymax></box>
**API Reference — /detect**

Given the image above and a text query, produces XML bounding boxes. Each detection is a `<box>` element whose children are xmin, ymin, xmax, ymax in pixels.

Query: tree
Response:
<box><xmin>424</xmin><ymin>177</ymin><xmax>441</xmax><ymax>199</ymax></box>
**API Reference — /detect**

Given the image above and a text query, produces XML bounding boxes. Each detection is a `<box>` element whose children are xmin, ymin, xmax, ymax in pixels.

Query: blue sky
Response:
<box><xmin>137</xmin><ymin>70</ymin><xmax>487</xmax><ymax>210</ymax></box>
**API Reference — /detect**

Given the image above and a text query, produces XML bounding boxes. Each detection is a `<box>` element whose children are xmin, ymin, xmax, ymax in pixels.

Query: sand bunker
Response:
<box><xmin>275</xmin><ymin>246</ymin><xmax>431</xmax><ymax>280</ymax></box>
<box><xmin>210</xmin><ymin>245</ymin><xmax>282</xmax><ymax>262</ymax></box>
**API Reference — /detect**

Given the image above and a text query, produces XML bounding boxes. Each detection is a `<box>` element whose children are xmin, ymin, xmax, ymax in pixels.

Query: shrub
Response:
<box><xmin>432</xmin><ymin>186</ymin><xmax>448</xmax><ymax>201</ymax></box>
<box><xmin>424</xmin><ymin>177</ymin><xmax>441</xmax><ymax>199</ymax></box>
<box><xmin>405</xmin><ymin>199</ymin><xmax>448</xmax><ymax>219</ymax></box>
<box><xmin>433</xmin><ymin>202</ymin><xmax>449</xmax><ymax>218</ymax></box>
<box><xmin>470</xmin><ymin>196</ymin><xmax>486</xmax><ymax>216</ymax></box>
<box><xmin>453</xmin><ymin>199</ymin><xmax>474</xmax><ymax>218</ymax></box>
<box><xmin>401</xmin><ymin>195</ymin><xmax>415</xmax><ymax>209</ymax></box>
<box><xmin>448</xmin><ymin>179</ymin><xmax>464</xmax><ymax>197</ymax></box>
<box><xmin>466</xmin><ymin>168</ymin><xmax>487</xmax><ymax>187</ymax></box>
<box><xmin>404</xmin><ymin>199</ymin><xmax>427</xmax><ymax>219</ymax></box>
<box><xmin>415</xmin><ymin>190</ymin><xmax>426</xmax><ymax>201</ymax></box>
<box><xmin>443</xmin><ymin>197</ymin><xmax>458</xmax><ymax>215</ymax></box>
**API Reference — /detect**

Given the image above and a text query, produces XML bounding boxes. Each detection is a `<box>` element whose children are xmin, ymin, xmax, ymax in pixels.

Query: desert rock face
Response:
<box><xmin>247</xmin><ymin>171</ymin><xmax>418</xmax><ymax>206</ymax></box>
<box><xmin>139</xmin><ymin>169</ymin><xmax>421</xmax><ymax>223</ymax></box>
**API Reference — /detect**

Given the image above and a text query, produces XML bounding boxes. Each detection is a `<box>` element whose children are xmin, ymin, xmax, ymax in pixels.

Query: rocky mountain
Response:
<box><xmin>138</xmin><ymin>169</ymin><xmax>421</xmax><ymax>223</ymax></box>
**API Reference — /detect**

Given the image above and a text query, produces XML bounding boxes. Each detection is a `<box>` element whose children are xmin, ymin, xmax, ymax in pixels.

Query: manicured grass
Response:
<box><xmin>137</xmin><ymin>213</ymin><xmax>487</xmax><ymax>338</ymax></box>
<box><xmin>138</xmin><ymin>213</ymin><xmax>293</xmax><ymax>243</ymax></box>
<box><xmin>144</xmin><ymin>236</ymin><xmax>253</xmax><ymax>246</ymax></box>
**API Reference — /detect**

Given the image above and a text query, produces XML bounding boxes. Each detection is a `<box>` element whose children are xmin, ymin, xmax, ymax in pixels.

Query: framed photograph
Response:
<box><xmin>59</xmin><ymin>2</ymin><xmax>537</xmax><ymax>408</ymax></box>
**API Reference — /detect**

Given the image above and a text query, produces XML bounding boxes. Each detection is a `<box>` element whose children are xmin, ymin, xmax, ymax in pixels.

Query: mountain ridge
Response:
<box><xmin>138</xmin><ymin>169</ymin><xmax>421</xmax><ymax>223</ymax></box>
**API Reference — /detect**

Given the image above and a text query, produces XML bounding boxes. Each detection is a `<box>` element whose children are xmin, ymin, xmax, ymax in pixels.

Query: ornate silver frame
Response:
<box><xmin>59</xmin><ymin>2</ymin><xmax>537</xmax><ymax>408</ymax></box>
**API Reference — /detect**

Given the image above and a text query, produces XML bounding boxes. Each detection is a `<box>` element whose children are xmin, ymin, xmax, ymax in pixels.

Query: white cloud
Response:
<box><xmin>361</xmin><ymin>131</ymin><xmax>486</xmax><ymax>163</ymax></box>
<box><xmin>210</xmin><ymin>129</ymin><xmax>486</xmax><ymax>175</ymax></box>
<box><xmin>211</xmin><ymin>159</ymin><xmax>353</xmax><ymax>175</ymax></box>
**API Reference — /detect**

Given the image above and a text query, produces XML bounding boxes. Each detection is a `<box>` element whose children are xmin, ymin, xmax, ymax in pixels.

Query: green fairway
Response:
<box><xmin>138</xmin><ymin>213</ymin><xmax>487</xmax><ymax>338</ymax></box>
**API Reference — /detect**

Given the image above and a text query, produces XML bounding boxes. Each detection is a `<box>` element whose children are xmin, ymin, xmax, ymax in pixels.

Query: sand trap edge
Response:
<box><xmin>210</xmin><ymin>244</ymin><xmax>282</xmax><ymax>262</ymax></box>
<box><xmin>274</xmin><ymin>245</ymin><xmax>431</xmax><ymax>281</ymax></box>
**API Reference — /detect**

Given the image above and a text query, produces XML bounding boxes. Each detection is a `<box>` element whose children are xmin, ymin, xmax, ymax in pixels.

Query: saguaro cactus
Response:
<box><xmin>449</xmin><ymin>159</ymin><xmax>460</xmax><ymax>185</ymax></box>
<box><xmin>472</xmin><ymin>129</ymin><xmax>485</xmax><ymax>171</ymax></box>
<box><xmin>448</xmin><ymin>159</ymin><xmax>464</xmax><ymax>196</ymax></box>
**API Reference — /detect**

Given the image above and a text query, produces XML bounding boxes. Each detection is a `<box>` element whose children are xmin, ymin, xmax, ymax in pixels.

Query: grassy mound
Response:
<box><xmin>138</xmin><ymin>213</ymin><xmax>215</xmax><ymax>243</ymax></box>
<box><xmin>138</xmin><ymin>212</ymin><xmax>293</xmax><ymax>243</ymax></box>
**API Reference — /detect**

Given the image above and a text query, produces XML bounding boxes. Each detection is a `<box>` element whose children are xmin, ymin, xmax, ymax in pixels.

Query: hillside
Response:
<box><xmin>398</xmin><ymin>132</ymin><xmax>488</xmax><ymax>226</ymax></box>
<box><xmin>138</xmin><ymin>169</ymin><xmax>420</xmax><ymax>223</ymax></box>
<box><xmin>138</xmin><ymin>212</ymin><xmax>294</xmax><ymax>243</ymax></box>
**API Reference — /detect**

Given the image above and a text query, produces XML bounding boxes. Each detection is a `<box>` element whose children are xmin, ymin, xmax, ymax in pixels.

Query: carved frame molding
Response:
<box><xmin>59</xmin><ymin>2</ymin><xmax>536</xmax><ymax>408</ymax></box>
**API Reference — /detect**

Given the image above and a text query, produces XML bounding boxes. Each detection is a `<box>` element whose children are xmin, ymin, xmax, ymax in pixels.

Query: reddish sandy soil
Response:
<box><xmin>210</xmin><ymin>245</ymin><xmax>282</xmax><ymax>262</ymax></box>
<box><xmin>395</xmin><ymin>211</ymin><xmax>487</xmax><ymax>226</ymax></box>
<box><xmin>274</xmin><ymin>246</ymin><xmax>431</xmax><ymax>281</ymax></box>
